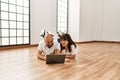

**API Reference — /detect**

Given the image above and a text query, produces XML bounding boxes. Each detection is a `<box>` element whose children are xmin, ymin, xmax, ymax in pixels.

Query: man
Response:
<box><xmin>37</xmin><ymin>34</ymin><xmax>59</xmax><ymax>60</ymax></box>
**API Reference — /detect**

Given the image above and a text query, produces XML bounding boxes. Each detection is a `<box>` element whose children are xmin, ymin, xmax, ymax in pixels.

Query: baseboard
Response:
<box><xmin>75</xmin><ymin>41</ymin><xmax>120</xmax><ymax>44</ymax></box>
<box><xmin>1</xmin><ymin>41</ymin><xmax>120</xmax><ymax>50</ymax></box>
<box><xmin>0</xmin><ymin>44</ymin><xmax>38</xmax><ymax>50</ymax></box>
<box><xmin>75</xmin><ymin>41</ymin><xmax>95</xmax><ymax>44</ymax></box>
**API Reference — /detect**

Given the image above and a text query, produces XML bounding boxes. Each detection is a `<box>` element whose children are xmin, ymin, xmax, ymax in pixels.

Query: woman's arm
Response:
<box><xmin>66</xmin><ymin>45</ymin><xmax>77</xmax><ymax>59</ymax></box>
<box><xmin>65</xmin><ymin>54</ymin><xmax>76</xmax><ymax>59</ymax></box>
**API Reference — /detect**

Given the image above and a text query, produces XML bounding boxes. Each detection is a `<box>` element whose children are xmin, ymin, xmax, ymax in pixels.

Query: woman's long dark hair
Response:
<box><xmin>60</xmin><ymin>33</ymin><xmax>76</xmax><ymax>52</ymax></box>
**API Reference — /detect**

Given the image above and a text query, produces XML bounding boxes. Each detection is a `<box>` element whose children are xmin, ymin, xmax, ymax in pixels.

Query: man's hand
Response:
<box><xmin>37</xmin><ymin>54</ymin><xmax>46</xmax><ymax>60</ymax></box>
<box><xmin>37</xmin><ymin>50</ymin><xmax>46</xmax><ymax>60</ymax></box>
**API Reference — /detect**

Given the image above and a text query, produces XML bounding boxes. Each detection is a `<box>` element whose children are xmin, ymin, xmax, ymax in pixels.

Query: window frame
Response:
<box><xmin>56</xmin><ymin>0</ymin><xmax>69</xmax><ymax>33</ymax></box>
<box><xmin>0</xmin><ymin>0</ymin><xmax>30</xmax><ymax>47</ymax></box>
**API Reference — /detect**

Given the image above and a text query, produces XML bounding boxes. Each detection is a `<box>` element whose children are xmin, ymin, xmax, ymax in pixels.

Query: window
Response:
<box><xmin>0</xmin><ymin>0</ymin><xmax>30</xmax><ymax>46</ymax></box>
<box><xmin>57</xmin><ymin>0</ymin><xmax>68</xmax><ymax>33</ymax></box>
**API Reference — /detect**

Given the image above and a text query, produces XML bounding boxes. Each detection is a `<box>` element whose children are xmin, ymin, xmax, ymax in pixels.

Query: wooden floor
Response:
<box><xmin>0</xmin><ymin>42</ymin><xmax>120</xmax><ymax>80</ymax></box>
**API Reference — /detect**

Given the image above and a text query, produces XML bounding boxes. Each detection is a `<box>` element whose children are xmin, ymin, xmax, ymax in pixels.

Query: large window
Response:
<box><xmin>0</xmin><ymin>0</ymin><xmax>30</xmax><ymax>46</ymax></box>
<box><xmin>57</xmin><ymin>0</ymin><xmax>68</xmax><ymax>33</ymax></box>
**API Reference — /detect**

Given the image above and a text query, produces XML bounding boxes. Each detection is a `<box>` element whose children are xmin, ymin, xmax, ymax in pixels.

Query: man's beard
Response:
<box><xmin>47</xmin><ymin>44</ymin><xmax>53</xmax><ymax>48</ymax></box>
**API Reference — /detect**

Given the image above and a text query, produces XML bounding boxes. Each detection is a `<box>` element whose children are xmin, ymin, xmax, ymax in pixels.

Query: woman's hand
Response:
<box><xmin>65</xmin><ymin>58</ymin><xmax>70</xmax><ymax>62</ymax></box>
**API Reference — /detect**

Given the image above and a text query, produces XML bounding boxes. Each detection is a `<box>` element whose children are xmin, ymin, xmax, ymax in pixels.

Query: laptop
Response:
<box><xmin>46</xmin><ymin>55</ymin><xmax>65</xmax><ymax>64</ymax></box>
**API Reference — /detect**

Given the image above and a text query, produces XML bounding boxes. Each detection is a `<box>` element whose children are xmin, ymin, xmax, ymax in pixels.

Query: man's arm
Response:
<box><xmin>37</xmin><ymin>50</ymin><xmax>46</xmax><ymax>60</ymax></box>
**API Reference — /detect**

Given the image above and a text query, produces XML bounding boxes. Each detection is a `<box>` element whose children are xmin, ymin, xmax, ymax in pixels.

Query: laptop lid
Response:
<box><xmin>46</xmin><ymin>55</ymin><xmax>65</xmax><ymax>64</ymax></box>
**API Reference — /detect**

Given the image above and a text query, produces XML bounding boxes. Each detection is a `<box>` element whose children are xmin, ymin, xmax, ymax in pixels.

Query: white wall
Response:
<box><xmin>69</xmin><ymin>0</ymin><xmax>80</xmax><ymax>42</ymax></box>
<box><xmin>80</xmin><ymin>0</ymin><xmax>120</xmax><ymax>42</ymax></box>
<box><xmin>80</xmin><ymin>0</ymin><xmax>97</xmax><ymax>41</ymax></box>
<box><xmin>30</xmin><ymin>0</ymin><xmax>57</xmax><ymax>44</ymax></box>
<box><xmin>102</xmin><ymin>0</ymin><xmax>120</xmax><ymax>41</ymax></box>
<box><xmin>94</xmin><ymin>0</ymin><xmax>103</xmax><ymax>41</ymax></box>
<box><xmin>30</xmin><ymin>0</ymin><xmax>120</xmax><ymax>44</ymax></box>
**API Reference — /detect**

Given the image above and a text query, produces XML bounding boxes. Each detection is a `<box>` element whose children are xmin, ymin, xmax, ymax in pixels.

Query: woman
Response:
<box><xmin>60</xmin><ymin>33</ymin><xmax>77</xmax><ymax>59</ymax></box>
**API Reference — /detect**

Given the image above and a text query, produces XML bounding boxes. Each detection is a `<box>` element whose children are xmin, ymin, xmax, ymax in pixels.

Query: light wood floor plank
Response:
<box><xmin>0</xmin><ymin>42</ymin><xmax>120</xmax><ymax>80</ymax></box>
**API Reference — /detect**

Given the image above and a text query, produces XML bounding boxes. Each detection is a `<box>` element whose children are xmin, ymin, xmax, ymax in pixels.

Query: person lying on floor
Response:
<box><xmin>59</xmin><ymin>33</ymin><xmax>77</xmax><ymax>59</ymax></box>
<box><xmin>37</xmin><ymin>34</ymin><xmax>59</xmax><ymax>60</ymax></box>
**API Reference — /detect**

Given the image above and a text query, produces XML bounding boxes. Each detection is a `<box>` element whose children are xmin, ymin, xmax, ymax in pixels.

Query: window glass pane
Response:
<box><xmin>9</xmin><ymin>0</ymin><xmax>16</xmax><ymax>4</ymax></box>
<box><xmin>17</xmin><ymin>0</ymin><xmax>23</xmax><ymax>6</ymax></box>
<box><xmin>9</xmin><ymin>13</ymin><xmax>16</xmax><ymax>20</ymax></box>
<box><xmin>17</xmin><ymin>14</ymin><xmax>23</xmax><ymax>21</ymax></box>
<box><xmin>24</xmin><ymin>22</ymin><xmax>29</xmax><ymax>29</ymax></box>
<box><xmin>1</xmin><ymin>12</ymin><xmax>8</xmax><ymax>20</ymax></box>
<box><xmin>0</xmin><ymin>29</ymin><xmax>2</xmax><ymax>38</ymax></box>
<box><xmin>17</xmin><ymin>6</ymin><xmax>23</xmax><ymax>14</ymax></box>
<box><xmin>64</xmin><ymin>0</ymin><xmax>67</xmax><ymax>2</ymax></box>
<box><xmin>24</xmin><ymin>7</ymin><xmax>29</xmax><ymax>14</ymax></box>
<box><xmin>24</xmin><ymin>0</ymin><xmax>29</xmax><ymax>7</ymax></box>
<box><xmin>17</xmin><ymin>22</ymin><xmax>23</xmax><ymax>29</ymax></box>
<box><xmin>64</xmin><ymin>18</ymin><xmax>67</xmax><ymax>22</ymax></box>
<box><xmin>9</xmin><ymin>4</ymin><xmax>16</xmax><ymax>12</ymax></box>
<box><xmin>1</xmin><ymin>3</ymin><xmax>8</xmax><ymax>11</ymax></box>
<box><xmin>2</xmin><ymin>38</ymin><xmax>9</xmax><ymax>45</ymax></box>
<box><xmin>10</xmin><ymin>29</ymin><xmax>16</xmax><ymax>37</ymax></box>
<box><xmin>24</xmin><ymin>15</ymin><xmax>29</xmax><ymax>22</ymax></box>
<box><xmin>1</xmin><ymin>0</ymin><xmax>8</xmax><ymax>3</ymax></box>
<box><xmin>10</xmin><ymin>21</ymin><xmax>16</xmax><ymax>28</ymax></box>
<box><xmin>1</xmin><ymin>20</ymin><xmax>8</xmax><ymax>28</ymax></box>
<box><xmin>24</xmin><ymin>30</ymin><xmax>29</xmax><ymax>36</ymax></box>
<box><xmin>17</xmin><ymin>37</ymin><xmax>23</xmax><ymax>44</ymax></box>
<box><xmin>24</xmin><ymin>37</ymin><xmax>29</xmax><ymax>44</ymax></box>
<box><xmin>2</xmin><ymin>29</ymin><xmax>9</xmax><ymax>37</ymax></box>
<box><xmin>62</xmin><ymin>13</ymin><xmax>67</xmax><ymax>17</ymax></box>
<box><xmin>17</xmin><ymin>30</ymin><xmax>23</xmax><ymax>36</ymax></box>
<box><xmin>0</xmin><ymin>38</ymin><xmax>2</xmax><ymax>45</ymax></box>
<box><xmin>10</xmin><ymin>37</ymin><xmax>16</xmax><ymax>45</ymax></box>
